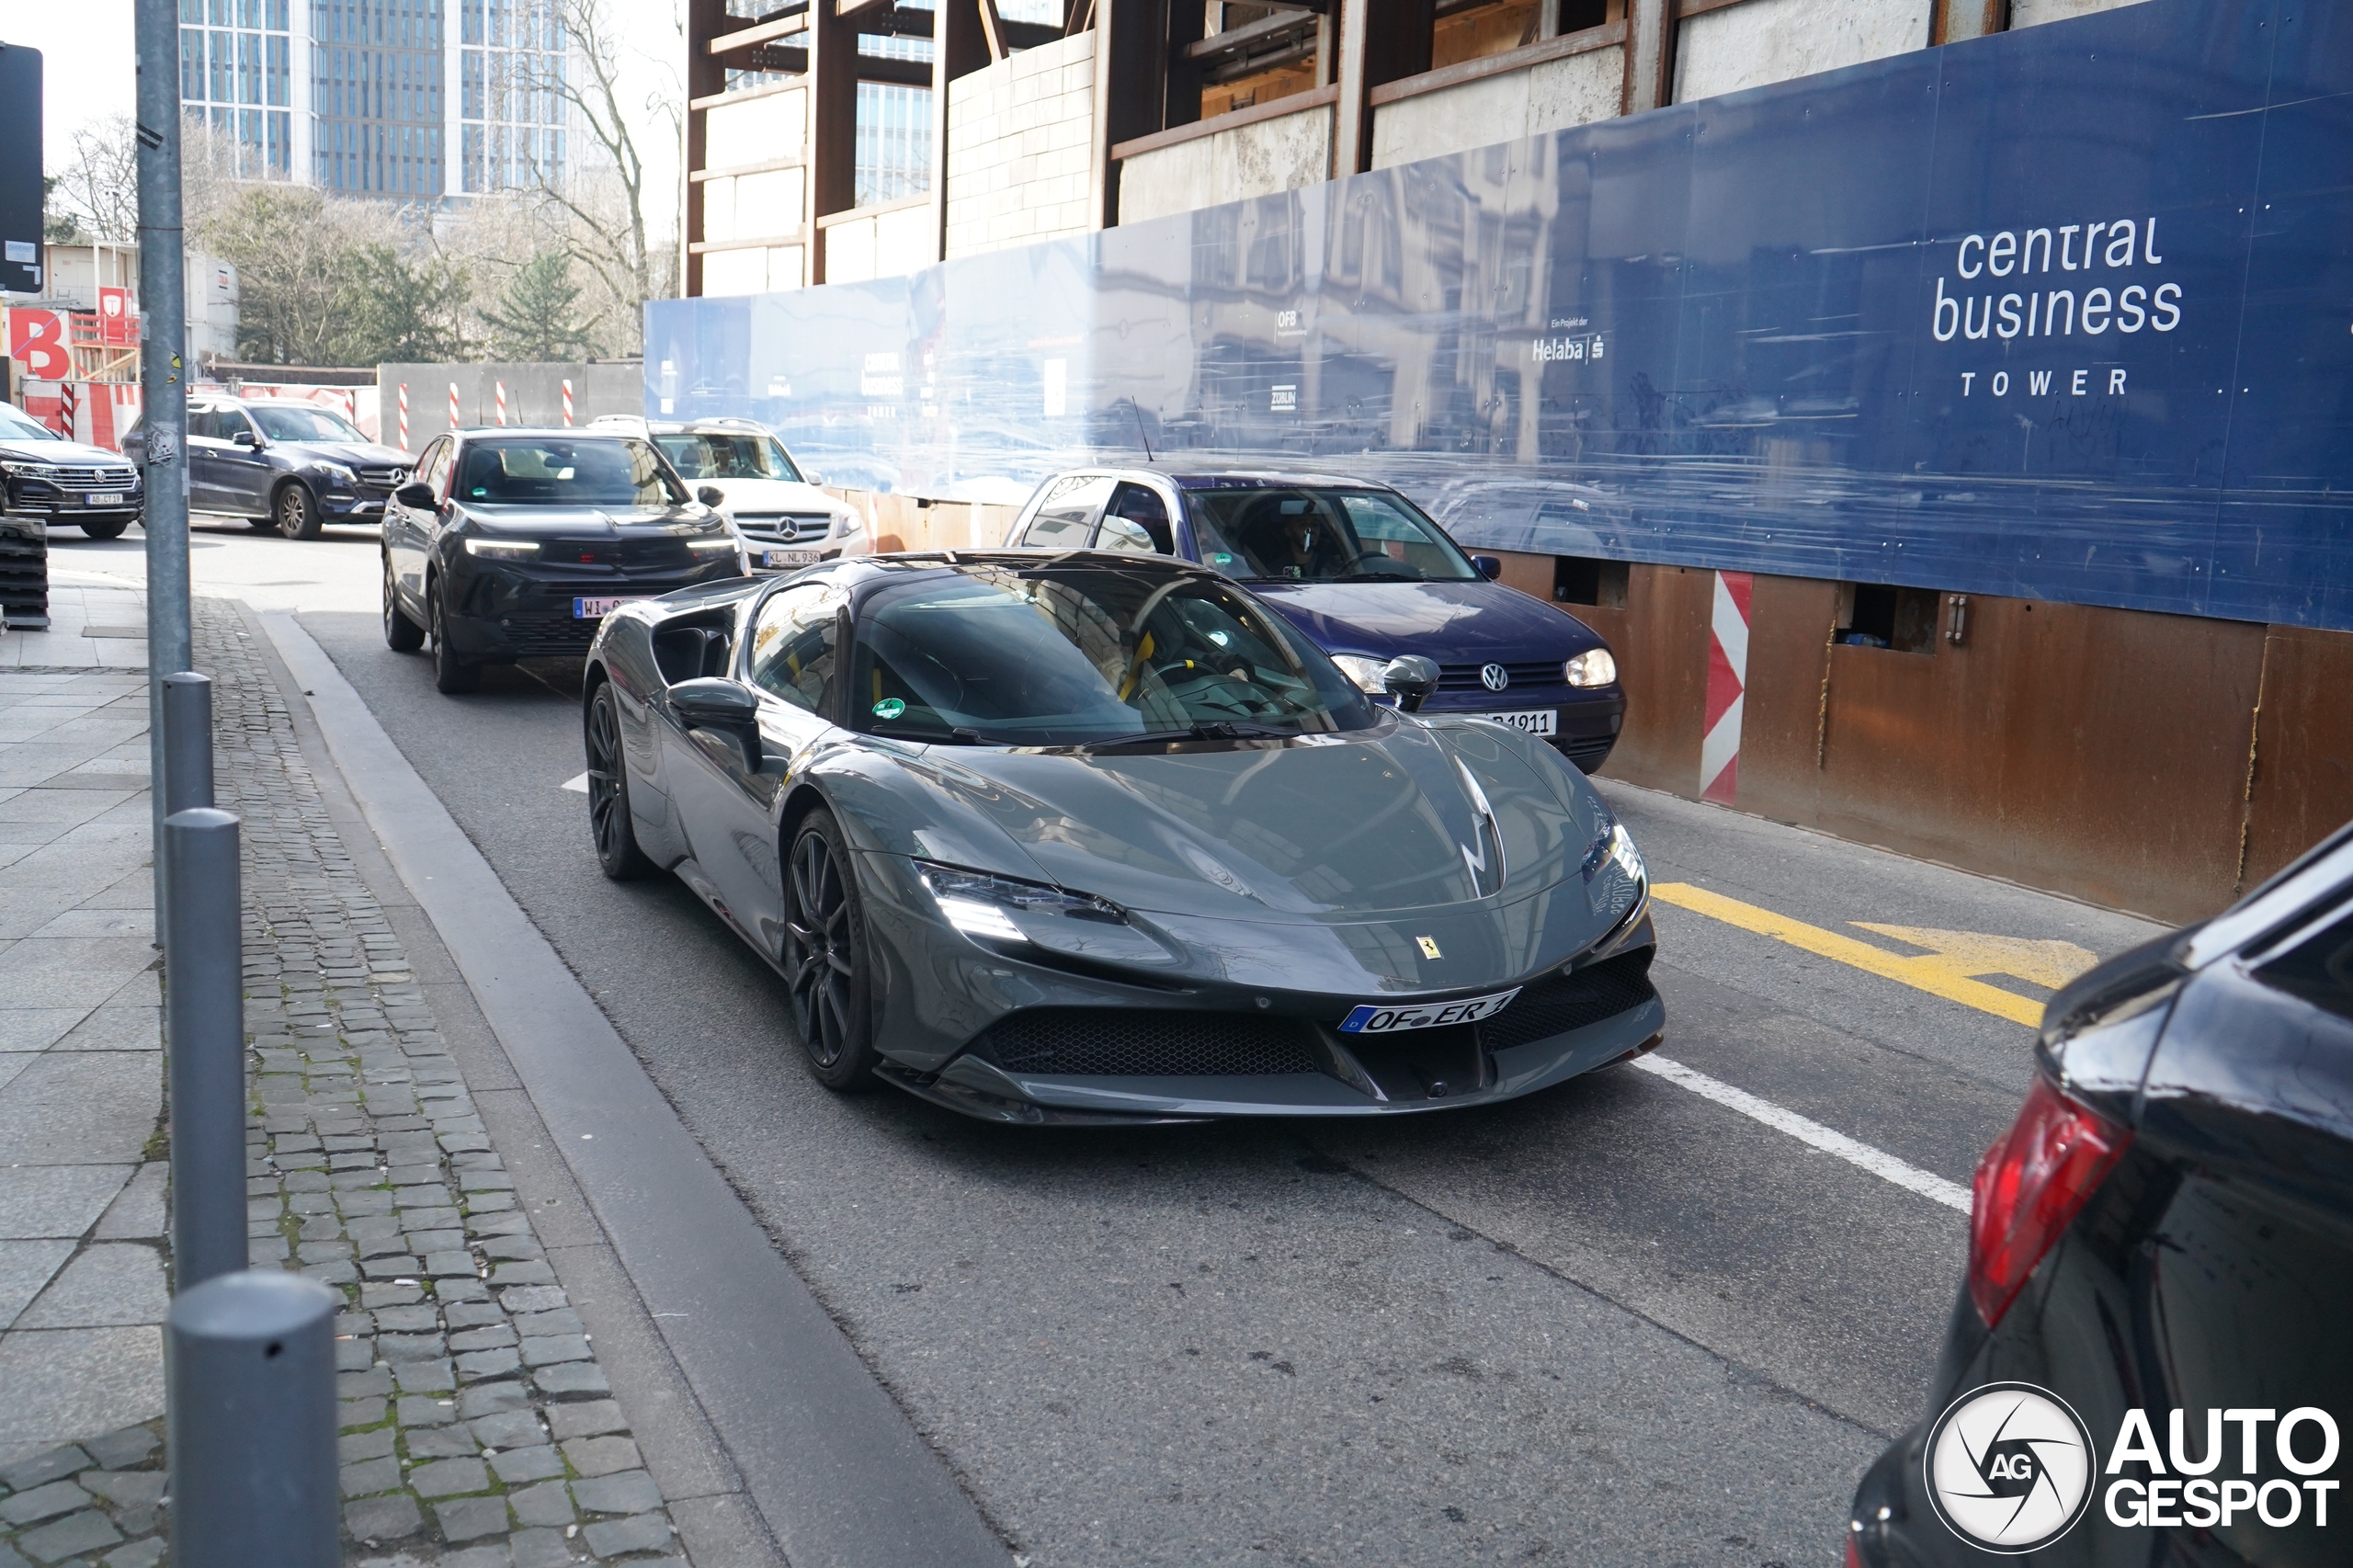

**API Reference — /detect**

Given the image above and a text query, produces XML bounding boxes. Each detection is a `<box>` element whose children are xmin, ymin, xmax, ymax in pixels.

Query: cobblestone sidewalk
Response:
<box><xmin>4</xmin><ymin>600</ymin><xmax>698</xmax><ymax>1567</ymax></box>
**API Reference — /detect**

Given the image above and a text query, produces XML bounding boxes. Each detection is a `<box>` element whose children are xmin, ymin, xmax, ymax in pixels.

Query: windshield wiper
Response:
<box><xmin>870</xmin><ymin>723</ymin><xmax>1013</xmax><ymax>746</ymax></box>
<box><xmin>1072</xmin><ymin>721</ymin><xmax>1300</xmax><ymax>752</ymax></box>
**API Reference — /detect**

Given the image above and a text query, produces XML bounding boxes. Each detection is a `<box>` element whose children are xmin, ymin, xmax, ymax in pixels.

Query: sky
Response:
<box><xmin>2</xmin><ymin>1</ymin><xmax>685</xmax><ymax>231</ymax></box>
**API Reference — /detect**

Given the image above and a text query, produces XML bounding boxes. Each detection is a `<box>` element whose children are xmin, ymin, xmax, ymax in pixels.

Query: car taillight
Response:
<box><xmin>1844</xmin><ymin>1533</ymin><xmax>1867</xmax><ymax>1568</ymax></box>
<box><xmin>1968</xmin><ymin>1075</ymin><xmax>2131</xmax><ymax>1328</ymax></box>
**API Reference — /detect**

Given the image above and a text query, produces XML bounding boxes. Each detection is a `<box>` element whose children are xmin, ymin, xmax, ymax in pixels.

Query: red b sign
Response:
<box><xmin>6</xmin><ymin>309</ymin><xmax>71</xmax><ymax>379</ymax></box>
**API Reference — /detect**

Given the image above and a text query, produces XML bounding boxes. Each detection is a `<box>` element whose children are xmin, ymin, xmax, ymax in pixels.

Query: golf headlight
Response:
<box><xmin>1564</xmin><ymin>649</ymin><xmax>1617</xmax><ymax>687</ymax></box>
<box><xmin>1331</xmin><ymin>654</ymin><xmax>1391</xmax><ymax>694</ymax></box>
<box><xmin>0</xmin><ymin>460</ymin><xmax>61</xmax><ymax>480</ymax></box>
<box><xmin>464</xmin><ymin>538</ymin><xmax>539</xmax><ymax>557</ymax></box>
<box><xmin>917</xmin><ymin>861</ymin><xmax>1126</xmax><ymax>942</ymax></box>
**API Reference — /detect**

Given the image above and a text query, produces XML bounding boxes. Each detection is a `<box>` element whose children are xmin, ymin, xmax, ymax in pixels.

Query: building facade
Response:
<box><xmin>176</xmin><ymin>0</ymin><xmax>569</xmax><ymax>199</ymax></box>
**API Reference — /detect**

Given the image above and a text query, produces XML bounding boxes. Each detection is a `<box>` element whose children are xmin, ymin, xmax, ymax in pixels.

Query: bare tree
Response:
<box><xmin>47</xmin><ymin>115</ymin><xmax>142</xmax><ymax>243</ymax></box>
<box><xmin>515</xmin><ymin>0</ymin><xmax>684</xmax><ymax>352</ymax></box>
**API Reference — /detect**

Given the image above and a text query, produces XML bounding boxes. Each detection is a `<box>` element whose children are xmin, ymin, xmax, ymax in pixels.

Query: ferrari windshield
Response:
<box><xmin>654</xmin><ymin>431</ymin><xmax>804</xmax><ymax>483</ymax></box>
<box><xmin>852</xmin><ymin>564</ymin><xmax>1378</xmax><ymax>745</ymax></box>
<box><xmin>1185</xmin><ymin>487</ymin><xmax>1479</xmax><ymax>583</ymax></box>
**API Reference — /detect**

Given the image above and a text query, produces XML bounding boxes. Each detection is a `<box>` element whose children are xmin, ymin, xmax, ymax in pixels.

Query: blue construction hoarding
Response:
<box><xmin>646</xmin><ymin>0</ymin><xmax>2353</xmax><ymax>632</ymax></box>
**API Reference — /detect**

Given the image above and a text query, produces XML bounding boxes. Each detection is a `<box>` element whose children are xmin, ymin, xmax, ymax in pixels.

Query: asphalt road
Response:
<box><xmin>55</xmin><ymin>525</ymin><xmax>2170</xmax><ymax>1564</ymax></box>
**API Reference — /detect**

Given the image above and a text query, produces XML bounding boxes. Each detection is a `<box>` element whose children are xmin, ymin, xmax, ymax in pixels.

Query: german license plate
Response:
<box><xmin>1339</xmin><ymin>987</ymin><xmax>1521</xmax><ymax>1035</ymax></box>
<box><xmin>1476</xmin><ymin>708</ymin><xmax>1558</xmax><ymax>737</ymax></box>
<box><xmin>763</xmin><ymin>548</ymin><xmax>821</xmax><ymax>568</ymax></box>
<box><xmin>85</xmin><ymin>493</ymin><xmax>124</xmax><ymax>506</ymax></box>
<box><xmin>573</xmin><ymin>597</ymin><xmax>642</xmax><ymax>619</ymax></box>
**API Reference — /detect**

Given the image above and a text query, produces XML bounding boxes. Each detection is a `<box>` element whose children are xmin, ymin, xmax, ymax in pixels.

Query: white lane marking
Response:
<box><xmin>1631</xmin><ymin>1053</ymin><xmax>1972</xmax><ymax>1214</ymax></box>
<box><xmin>561</xmin><ymin>772</ymin><xmax>590</xmax><ymax>793</ymax></box>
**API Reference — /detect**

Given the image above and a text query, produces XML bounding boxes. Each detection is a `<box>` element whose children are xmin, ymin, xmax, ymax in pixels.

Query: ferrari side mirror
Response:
<box><xmin>668</xmin><ymin>676</ymin><xmax>759</xmax><ymax>730</ymax></box>
<box><xmin>1471</xmin><ymin>554</ymin><xmax>1503</xmax><ymax>581</ymax></box>
<box><xmin>392</xmin><ymin>482</ymin><xmax>436</xmax><ymax>510</ymax></box>
<box><xmin>1382</xmin><ymin>655</ymin><xmax>1439</xmax><ymax>713</ymax></box>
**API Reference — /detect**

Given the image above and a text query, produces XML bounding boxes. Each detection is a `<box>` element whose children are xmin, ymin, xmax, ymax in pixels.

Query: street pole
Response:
<box><xmin>135</xmin><ymin>0</ymin><xmax>192</xmax><ymax>917</ymax></box>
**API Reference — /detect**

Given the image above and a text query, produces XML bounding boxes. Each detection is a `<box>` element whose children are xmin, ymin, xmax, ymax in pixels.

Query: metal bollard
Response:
<box><xmin>167</xmin><ymin>1269</ymin><xmax>341</xmax><ymax>1568</ymax></box>
<box><xmin>165</xmin><ymin>807</ymin><xmax>247</xmax><ymax>1290</ymax></box>
<box><xmin>160</xmin><ymin>670</ymin><xmax>216</xmax><ymax>815</ymax></box>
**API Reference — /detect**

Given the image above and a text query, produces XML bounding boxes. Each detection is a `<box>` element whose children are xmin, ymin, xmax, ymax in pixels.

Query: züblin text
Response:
<box><xmin>1931</xmin><ymin>217</ymin><xmax>2178</xmax><ymax>342</ymax></box>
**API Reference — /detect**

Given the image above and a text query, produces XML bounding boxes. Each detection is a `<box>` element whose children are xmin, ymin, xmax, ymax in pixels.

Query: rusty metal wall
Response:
<box><xmin>1477</xmin><ymin>552</ymin><xmax>2350</xmax><ymax>924</ymax></box>
<box><xmin>2241</xmin><ymin>625</ymin><xmax>2353</xmax><ymax>892</ymax></box>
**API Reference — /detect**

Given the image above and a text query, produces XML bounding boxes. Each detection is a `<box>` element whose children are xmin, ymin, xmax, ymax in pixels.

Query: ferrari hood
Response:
<box><xmin>894</xmin><ymin>718</ymin><xmax>1608</xmax><ymax>925</ymax></box>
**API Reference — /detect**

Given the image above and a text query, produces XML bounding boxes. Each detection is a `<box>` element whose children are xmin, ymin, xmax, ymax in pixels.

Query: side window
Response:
<box><xmin>746</xmin><ymin>583</ymin><xmax>841</xmax><ymax>717</ymax></box>
<box><xmin>1020</xmin><ymin>474</ymin><xmax>1112</xmax><ymax>548</ymax></box>
<box><xmin>415</xmin><ymin>438</ymin><xmax>451</xmax><ymax>498</ymax></box>
<box><xmin>187</xmin><ymin>409</ymin><xmax>221</xmax><ymax>440</ymax></box>
<box><xmin>1098</xmin><ymin>483</ymin><xmax>1173</xmax><ymax>554</ymax></box>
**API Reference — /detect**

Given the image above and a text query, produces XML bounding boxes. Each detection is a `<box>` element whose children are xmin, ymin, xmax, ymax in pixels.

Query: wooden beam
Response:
<box><xmin>1621</xmin><ymin>0</ymin><xmax>1674</xmax><ymax>115</ymax></box>
<box><xmin>1334</xmin><ymin>0</ymin><xmax>1433</xmax><ymax>176</ymax></box>
<box><xmin>707</xmin><ymin>13</ymin><xmax>803</xmax><ymax>52</ymax></box>
<box><xmin>684</xmin><ymin>0</ymin><xmax>728</xmax><ymax>297</ymax></box>
<box><xmin>977</xmin><ymin>0</ymin><xmax>1006</xmax><ymax>60</ymax></box>
<box><xmin>1366</xmin><ymin>19</ymin><xmax>1620</xmax><ymax>107</ymax></box>
<box><xmin>1933</xmin><ymin>0</ymin><xmax>2008</xmax><ymax>44</ymax></box>
<box><xmin>1109</xmin><ymin>82</ymin><xmax>1337</xmax><ymax>162</ymax></box>
<box><xmin>835</xmin><ymin>0</ymin><xmax>894</xmax><ymax>19</ymax></box>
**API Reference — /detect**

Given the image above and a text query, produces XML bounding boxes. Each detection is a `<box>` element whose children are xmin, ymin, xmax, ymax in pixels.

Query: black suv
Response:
<box><xmin>1</xmin><ymin>398</ymin><xmax>142</xmax><ymax>541</ymax></box>
<box><xmin>381</xmin><ymin>428</ymin><xmax>748</xmax><ymax>692</ymax></box>
<box><xmin>128</xmin><ymin>396</ymin><xmax>410</xmax><ymax>539</ymax></box>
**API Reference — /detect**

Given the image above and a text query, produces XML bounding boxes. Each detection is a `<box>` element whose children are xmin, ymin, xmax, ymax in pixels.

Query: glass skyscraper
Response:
<box><xmin>176</xmin><ymin>0</ymin><xmax>568</xmax><ymax>199</ymax></box>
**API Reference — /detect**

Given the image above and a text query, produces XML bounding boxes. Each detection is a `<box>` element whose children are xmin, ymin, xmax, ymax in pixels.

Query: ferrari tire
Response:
<box><xmin>428</xmin><ymin>580</ymin><xmax>479</xmax><ymax>694</ymax></box>
<box><xmin>782</xmin><ymin>807</ymin><xmax>880</xmax><ymax>1091</ymax></box>
<box><xmin>382</xmin><ymin>555</ymin><xmax>426</xmax><ymax>652</ymax></box>
<box><xmin>585</xmin><ymin>683</ymin><xmax>654</xmax><ymax>881</ymax></box>
<box><xmin>275</xmin><ymin>482</ymin><xmax>323</xmax><ymax>540</ymax></box>
<box><xmin>76</xmin><ymin>518</ymin><xmax>131</xmax><ymax>540</ymax></box>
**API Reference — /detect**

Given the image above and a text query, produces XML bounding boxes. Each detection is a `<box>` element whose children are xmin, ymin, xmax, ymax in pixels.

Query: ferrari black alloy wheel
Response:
<box><xmin>585</xmin><ymin>684</ymin><xmax>654</xmax><ymax>880</ymax></box>
<box><xmin>782</xmin><ymin>808</ymin><xmax>878</xmax><ymax>1090</ymax></box>
<box><xmin>383</xmin><ymin>555</ymin><xmax>425</xmax><ymax>652</ymax></box>
<box><xmin>428</xmin><ymin>580</ymin><xmax>479</xmax><ymax>694</ymax></box>
<box><xmin>276</xmin><ymin>482</ymin><xmax>323</xmax><ymax>540</ymax></box>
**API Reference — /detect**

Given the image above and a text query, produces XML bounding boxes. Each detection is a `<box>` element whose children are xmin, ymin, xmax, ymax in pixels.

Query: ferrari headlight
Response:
<box><xmin>464</xmin><ymin>538</ymin><xmax>539</xmax><ymax>558</ymax></box>
<box><xmin>1331</xmin><ymin>654</ymin><xmax>1390</xmax><ymax>694</ymax></box>
<box><xmin>1581</xmin><ymin>820</ymin><xmax>1644</xmax><ymax>885</ymax></box>
<box><xmin>1564</xmin><ymin>649</ymin><xmax>1618</xmax><ymax>687</ymax></box>
<box><xmin>917</xmin><ymin>861</ymin><xmax>1126</xmax><ymax>942</ymax></box>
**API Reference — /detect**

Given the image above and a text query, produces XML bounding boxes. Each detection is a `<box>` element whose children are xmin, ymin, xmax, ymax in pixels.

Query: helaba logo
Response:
<box><xmin>1923</xmin><ymin>1382</ymin><xmax>2097</xmax><ymax>1554</ymax></box>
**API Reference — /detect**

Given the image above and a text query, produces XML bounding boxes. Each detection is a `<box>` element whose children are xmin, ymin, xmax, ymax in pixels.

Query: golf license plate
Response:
<box><xmin>1476</xmin><ymin>708</ymin><xmax>1558</xmax><ymax>737</ymax></box>
<box><xmin>1339</xmin><ymin>987</ymin><xmax>1521</xmax><ymax>1035</ymax></box>
<box><xmin>85</xmin><ymin>493</ymin><xmax>124</xmax><ymax>507</ymax></box>
<box><xmin>573</xmin><ymin>597</ymin><xmax>643</xmax><ymax>619</ymax></box>
<box><xmin>763</xmin><ymin>548</ymin><xmax>822</xmax><ymax>568</ymax></box>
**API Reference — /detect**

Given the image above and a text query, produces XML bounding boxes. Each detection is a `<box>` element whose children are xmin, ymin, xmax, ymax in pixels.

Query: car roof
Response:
<box><xmin>1053</xmin><ymin>461</ymin><xmax>1398</xmax><ymax>491</ymax></box>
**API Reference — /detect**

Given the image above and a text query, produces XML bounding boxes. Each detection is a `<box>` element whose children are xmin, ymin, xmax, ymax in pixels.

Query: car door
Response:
<box><xmin>183</xmin><ymin>407</ymin><xmax>228</xmax><ymax>512</ymax></box>
<box><xmin>385</xmin><ymin>437</ymin><xmax>449</xmax><ymax>607</ymax></box>
<box><xmin>665</xmin><ymin>578</ymin><xmax>845</xmax><ymax>956</ymax></box>
<box><xmin>1094</xmin><ymin>481</ymin><xmax>1177</xmax><ymax>555</ymax></box>
<box><xmin>1015</xmin><ymin>473</ymin><xmax>1113</xmax><ymax>549</ymax></box>
<box><xmin>214</xmin><ymin>407</ymin><xmax>273</xmax><ymax>516</ymax></box>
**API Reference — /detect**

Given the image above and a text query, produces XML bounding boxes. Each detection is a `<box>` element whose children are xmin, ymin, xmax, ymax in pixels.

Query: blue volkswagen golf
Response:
<box><xmin>1007</xmin><ymin>464</ymin><xmax>1626</xmax><ymax>771</ymax></box>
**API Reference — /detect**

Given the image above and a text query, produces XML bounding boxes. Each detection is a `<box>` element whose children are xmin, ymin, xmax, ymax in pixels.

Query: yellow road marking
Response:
<box><xmin>1849</xmin><ymin>923</ymin><xmax>2097</xmax><ymax>992</ymax></box>
<box><xmin>1650</xmin><ymin>883</ymin><xmax>2049</xmax><ymax>1028</ymax></box>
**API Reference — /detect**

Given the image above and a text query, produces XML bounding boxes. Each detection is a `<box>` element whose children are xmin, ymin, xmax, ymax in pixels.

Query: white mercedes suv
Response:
<box><xmin>590</xmin><ymin>415</ymin><xmax>865</xmax><ymax>570</ymax></box>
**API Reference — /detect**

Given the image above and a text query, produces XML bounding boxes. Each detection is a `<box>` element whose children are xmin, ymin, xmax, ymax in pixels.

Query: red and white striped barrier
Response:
<box><xmin>1700</xmin><ymin>570</ymin><xmax>1752</xmax><ymax>803</ymax></box>
<box><xmin>449</xmin><ymin>382</ymin><xmax>461</xmax><ymax>430</ymax></box>
<box><xmin>397</xmin><ymin>383</ymin><xmax>409</xmax><ymax>451</ymax></box>
<box><xmin>494</xmin><ymin>381</ymin><xmax>508</xmax><ymax>426</ymax></box>
<box><xmin>562</xmin><ymin>380</ymin><xmax>574</xmax><ymax>426</ymax></box>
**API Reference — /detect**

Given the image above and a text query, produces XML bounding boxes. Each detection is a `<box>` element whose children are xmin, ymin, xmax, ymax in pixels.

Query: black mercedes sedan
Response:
<box><xmin>1846</xmin><ymin>822</ymin><xmax>2353</xmax><ymax>1566</ymax></box>
<box><xmin>581</xmin><ymin>551</ymin><xmax>1662</xmax><ymax>1123</ymax></box>
<box><xmin>1008</xmin><ymin>465</ymin><xmax>1627</xmax><ymax>772</ymax></box>
<box><xmin>381</xmin><ymin>429</ymin><xmax>748</xmax><ymax>693</ymax></box>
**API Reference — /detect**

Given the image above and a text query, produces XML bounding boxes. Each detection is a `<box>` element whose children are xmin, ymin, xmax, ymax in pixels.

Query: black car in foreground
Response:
<box><xmin>129</xmin><ymin>396</ymin><xmax>410</xmax><ymax>539</ymax></box>
<box><xmin>2</xmin><ymin>398</ymin><xmax>142</xmax><ymax>542</ymax></box>
<box><xmin>382</xmin><ymin>429</ymin><xmax>747</xmax><ymax>692</ymax></box>
<box><xmin>1847</xmin><ymin>823</ymin><xmax>2353</xmax><ymax>1567</ymax></box>
<box><xmin>1008</xmin><ymin>465</ymin><xmax>1627</xmax><ymax>772</ymax></box>
<box><xmin>582</xmin><ymin>551</ymin><xmax>1661</xmax><ymax>1123</ymax></box>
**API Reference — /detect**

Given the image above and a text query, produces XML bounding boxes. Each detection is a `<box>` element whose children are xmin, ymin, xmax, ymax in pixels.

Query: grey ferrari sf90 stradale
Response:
<box><xmin>580</xmin><ymin>551</ymin><xmax>1662</xmax><ymax>1124</ymax></box>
